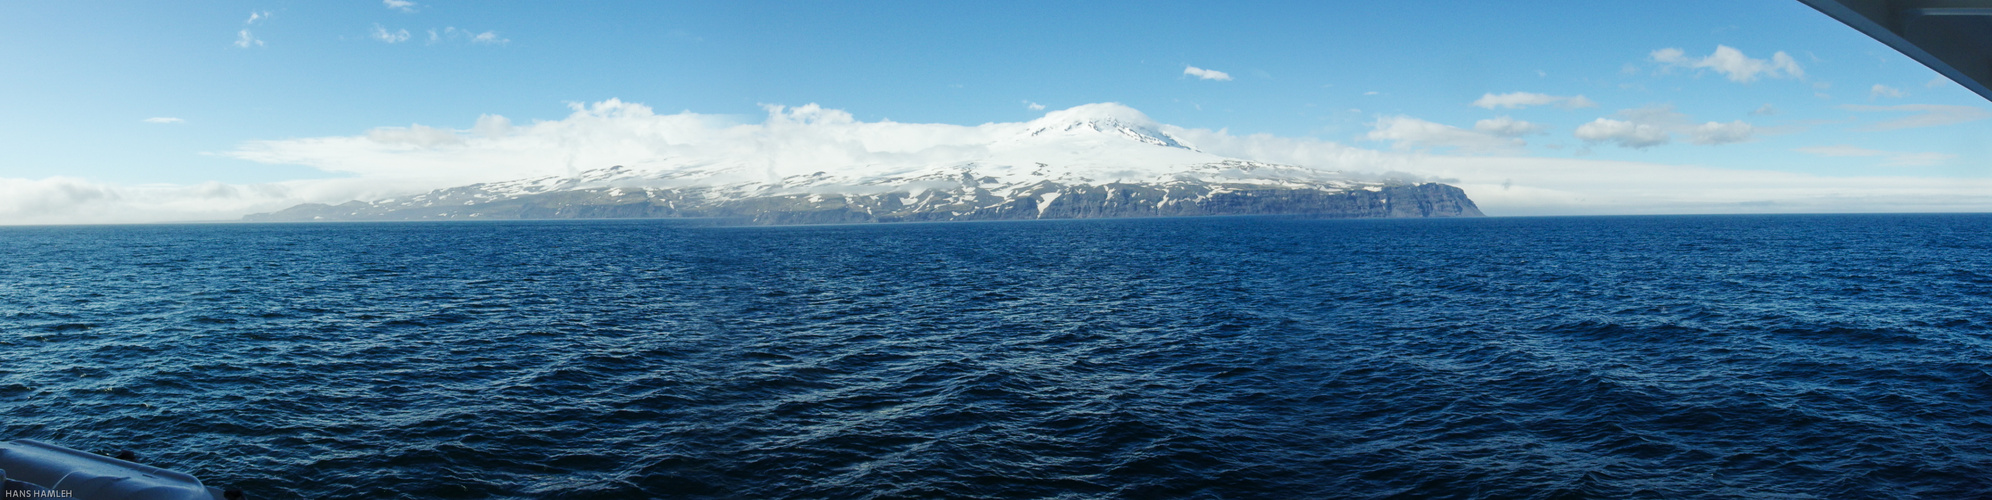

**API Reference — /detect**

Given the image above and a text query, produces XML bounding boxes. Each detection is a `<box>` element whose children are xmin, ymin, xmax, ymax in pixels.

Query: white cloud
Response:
<box><xmin>1870</xmin><ymin>84</ymin><xmax>1905</xmax><ymax>99</ymax></box>
<box><xmin>1575</xmin><ymin>118</ymin><xmax>1670</xmax><ymax>148</ymax></box>
<box><xmin>225</xmin><ymin>99</ymin><xmax>958</xmax><ymax>188</ymax></box>
<box><xmin>1688</xmin><ymin>120</ymin><xmax>1754</xmax><ymax>145</ymax></box>
<box><xmin>206</xmin><ymin>101</ymin><xmax>1856</xmax><ymax>212</ymax></box>
<box><xmin>234</xmin><ymin>11</ymin><xmax>270</xmax><ymax>48</ymax></box>
<box><xmin>1795</xmin><ymin>145</ymin><xmax>1956</xmax><ymax>166</ymax></box>
<box><xmin>1416</xmin><ymin>156</ymin><xmax>1992</xmax><ymax>216</ymax></box>
<box><xmin>1473</xmin><ymin>116</ymin><xmax>1546</xmax><ymax>137</ymax></box>
<box><xmin>469</xmin><ymin>113</ymin><xmax>512</xmax><ymax>138</ymax></box>
<box><xmin>1365</xmin><ymin>116</ymin><xmax>1525</xmax><ymax>153</ymax></box>
<box><xmin>9</xmin><ymin>100</ymin><xmax>1990</xmax><ymax>225</ymax></box>
<box><xmin>1839</xmin><ymin>104</ymin><xmax>1992</xmax><ymax>130</ymax></box>
<box><xmin>384</xmin><ymin>0</ymin><xmax>417</xmax><ymax>12</ymax></box>
<box><xmin>366</xmin><ymin>124</ymin><xmax>466</xmax><ymax>147</ymax></box>
<box><xmin>1795</xmin><ymin>145</ymin><xmax>1887</xmax><ymax>157</ymax></box>
<box><xmin>1750</xmin><ymin>103</ymin><xmax>1778</xmax><ymax>116</ymax></box>
<box><xmin>229</xmin><ymin>99</ymin><xmax>1388</xmax><ymax>194</ymax></box>
<box><xmin>426</xmin><ymin>27</ymin><xmax>508</xmax><ymax>45</ymax></box>
<box><xmin>0</xmin><ymin>176</ymin><xmax>397</xmax><ymax>226</ymax></box>
<box><xmin>234</xmin><ymin>29</ymin><xmax>263</xmax><ymax>48</ymax></box>
<box><xmin>1470</xmin><ymin>92</ymin><xmax>1597</xmax><ymax>109</ymax></box>
<box><xmin>1574</xmin><ymin>105</ymin><xmax>1755</xmax><ymax>148</ymax></box>
<box><xmin>1651</xmin><ymin>45</ymin><xmax>1804</xmax><ymax>83</ymax></box>
<box><xmin>1024</xmin><ymin>101</ymin><xmax>1046</xmax><ymax>111</ymax></box>
<box><xmin>372</xmin><ymin>24</ymin><xmax>412</xmax><ymax>43</ymax></box>
<box><xmin>7</xmin><ymin>109</ymin><xmax>1381</xmax><ymax>225</ymax></box>
<box><xmin>3</xmin><ymin>177</ymin><xmax>118</xmax><ymax>222</ymax></box>
<box><xmin>1927</xmin><ymin>76</ymin><xmax>1952</xmax><ymax>88</ymax></box>
<box><xmin>1176</xmin><ymin>130</ymin><xmax>1992</xmax><ymax>215</ymax></box>
<box><xmin>1162</xmin><ymin>128</ymin><xmax>1394</xmax><ymax>171</ymax></box>
<box><xmin>1183</xmin><ymin>66</ymin><xmax>1232</xmax><ymax>81</ymax></box>
<box><xmin>143</xmin><ymin>117</ymin><xmax>186</xmax><ymax>124</ymax></box>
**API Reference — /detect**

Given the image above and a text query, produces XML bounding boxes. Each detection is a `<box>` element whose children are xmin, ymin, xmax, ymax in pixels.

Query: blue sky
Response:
<box><xmin>3</xmin><ymin>1</ymin><xmax>1989</xmax><ymax>223</ymax></box>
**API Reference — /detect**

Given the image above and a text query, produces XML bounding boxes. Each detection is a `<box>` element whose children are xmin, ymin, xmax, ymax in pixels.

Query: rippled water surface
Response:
<box><xmin>4</xmin><ymin>215</ymin><xmax>1992</xmax><ymax>499</ymax></box>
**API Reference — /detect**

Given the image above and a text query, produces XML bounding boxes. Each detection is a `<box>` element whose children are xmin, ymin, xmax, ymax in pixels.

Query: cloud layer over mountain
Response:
<box><xmin>4</xmin><ymin>101</ymin><xmax>1990</xmax><ymax>225</ymax></box>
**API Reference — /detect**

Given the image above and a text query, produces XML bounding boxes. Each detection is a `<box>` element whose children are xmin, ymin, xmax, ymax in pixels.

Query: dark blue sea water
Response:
<box><xmin>4</xmin><ymin>214</ymin><xmax>1992</xmax><ymax>499</ymax></box>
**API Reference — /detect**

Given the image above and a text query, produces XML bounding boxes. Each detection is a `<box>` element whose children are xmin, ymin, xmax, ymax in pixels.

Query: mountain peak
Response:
<box><xmin>1023</xmin><ymin>103</ymin><xmax>1190</xmax><ymax>150</ymax></box>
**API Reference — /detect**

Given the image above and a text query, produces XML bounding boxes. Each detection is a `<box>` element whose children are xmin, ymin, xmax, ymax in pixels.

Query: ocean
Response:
<box><xmin>3</xmin><ymin>214</ymin><xmax>1990</xmax><ymax>498</ymax></box>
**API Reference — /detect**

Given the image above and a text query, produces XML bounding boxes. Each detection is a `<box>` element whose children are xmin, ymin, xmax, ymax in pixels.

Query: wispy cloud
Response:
<box><xmin>1366</xmin><ymin>116</ymin><xmax>1526</xmax><ymax>154</ymax></box>
<box><xmin>1473</xmin><ymin>116</ymin><xmax>1546</xmax><ymax>137</ymax></box>
<box><xmin>235</xmin><ymin>30</ymin><xmax>264</xmax><ymax>48</ymax></box>
<box><xmin>1880</xmin><ymin>152</ymin><xmax>1956</xmax><ymax>166</ymax></box>
<box><xmin>234</xmin><ymin>11</ymin><xmax>270</xmax><ymax>48</ymax></box>
<box><xmin>1474</xmin><ymin>93</ymin><xmax>1593</xmax><ymax>111</ymax></box>
<box><xmin>383</xmin><ymin>0</ymin><xmax>418</xmax><ymax>13</ymax></box>
<box><xmin>143</xmin><ymin>117</ymin><xmax>186</xmax><ymax>124</ymax></box>
<box><xmin>1839</xmin><ymin>104</ymin><xmax>1992</xmax><ymax>130</ymax></box>
<box><xmin>1795</xmin><ymin>145</ymin><xmax>1887</xmax><ymax>157</ymax></box>
<box><xmin>469</xmin><ymin>31</ymin><xmax>507</xmax><ymax>44</ymax></box>
<box><xmin>1023</xmin><ymin>101</ymin><xmax>1046</xmax><ymax>111</ymax></box>
<box><xmin>1869</xmin><ymin>84</ymin><xmax>1905</xmax><ymax>99</ymax></box>
<box><xmin>372</xmin><ymin>24</ymin><xmax>412</xmax><ymax>43</ymax></box>
<box><xmin>1750</xmin><ymin>103</ymin><xmax>1778</xmax><ymax>116</ymax></box>
<box><xmin>1575</xmin><ymin>118</ymin><xmax>1669</xmax><ymax>148</ymax></box>
<box><xmin>1471</xmin><ymin>92</ymin><xmax>1597</xmax><ymax>109</ymax></box>
<box><xmin>1574</xmin><ymin>105</ymin><xmax>1755</xmax><ymax>148</ymax></box>
<box><xmin>425</xmin><ymin>27</ymin><xmax>508</xmax><ymax>45</ymax></box>
<box><xmin>1794</xmin><ymin>145</ymin><xmax>1955</xmax><ymax>166</ymax></box>
<box><xmin>1688</xmin><ymin>121</ymin><xmax>1754</xmax><ymax>145</ymax></box>
<box><xmin>1651</xmin><ymin>45</ymin><xmax>1803</xmax><ymax>83</ymax></box>
<box><xmin>1183</xmin><ymin>66</ymin><xmax>1232</xmax><ymax>81</ymax></box>
<box><xmin>1926</xmin><ymin>76</ymin><xmax>1952</xmax><ymax>88</ymax></box>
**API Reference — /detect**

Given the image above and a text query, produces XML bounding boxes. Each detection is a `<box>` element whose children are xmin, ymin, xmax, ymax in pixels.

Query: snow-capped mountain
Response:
<box><xmin>246</xmin><ymin>104</ymin><xmax>1481</xmax><ymax>223</ymax></box>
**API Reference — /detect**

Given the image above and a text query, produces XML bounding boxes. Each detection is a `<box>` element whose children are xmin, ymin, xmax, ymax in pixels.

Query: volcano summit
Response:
<box><xmin>246</xmin><ymin>103</ymin><xmax>1481</xmax><ymax>224</ymax></box>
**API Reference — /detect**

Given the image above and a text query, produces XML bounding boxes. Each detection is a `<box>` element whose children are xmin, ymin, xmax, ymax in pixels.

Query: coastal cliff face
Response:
<box><xmin>244</xmin><ymin>178</ymin><xmax>1482</xmax><ymax>224</ymax></box>
<box><xmin>246</xmin><ymin>103</ymin><xmax>1483</xmax><ymax>224</ymax></box>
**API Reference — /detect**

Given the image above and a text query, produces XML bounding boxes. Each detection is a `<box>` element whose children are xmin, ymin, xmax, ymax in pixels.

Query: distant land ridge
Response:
<box><xmin>247</xmin><ymin>104</ymin><xmax>1482</xmax><ymax>224</ymax></box>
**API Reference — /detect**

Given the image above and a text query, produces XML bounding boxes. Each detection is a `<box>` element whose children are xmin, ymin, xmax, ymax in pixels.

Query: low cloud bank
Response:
<box><xmin>0</xmin><ymin>176</ymin><xmax>426</xmax><ymax>226</ymax></box>
<box><xmin>4</xmin><ymin>100</ymin><xmax>1988</xmax><ymax>225</ymax></box>
<box><xmin>1416</xmin><ymin>156</ymin><xmax>1992</xmax><ymax>216</ymax></box>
